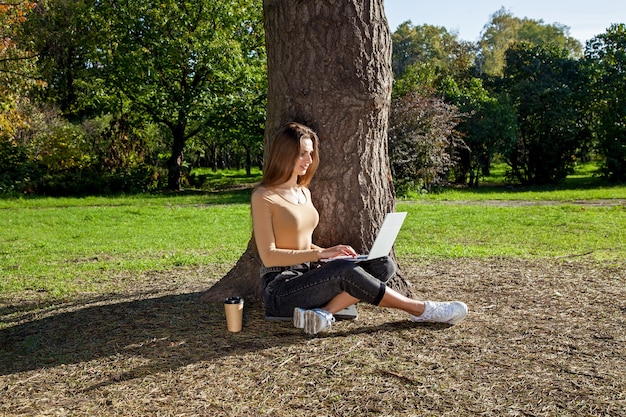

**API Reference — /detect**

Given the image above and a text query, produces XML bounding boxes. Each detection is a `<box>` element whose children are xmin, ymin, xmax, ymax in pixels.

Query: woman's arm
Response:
<box><xmin>313</xmin><ymin>243</ymin><xmax>358</xmax><ymax>260</ymax></box>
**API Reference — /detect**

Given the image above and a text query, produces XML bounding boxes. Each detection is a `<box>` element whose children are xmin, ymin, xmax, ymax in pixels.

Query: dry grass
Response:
<box><xmin>1</xmin><ymin>258</ymin><xmax>625</xmax><ymax>416</ymax></box>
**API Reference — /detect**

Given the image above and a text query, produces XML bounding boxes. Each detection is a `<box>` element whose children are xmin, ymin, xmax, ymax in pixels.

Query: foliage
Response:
<box><xmin>92</xmin><ymin>0</ymin><xmax>266</xmax><ymax>190</ymax></box>
<box><xmin>392</xmin><ymin>22</ymin><xmax>475</xmax><ymax>96</ymax></box>
<box><xmin>391</xmin><ymin>21</ymin><xmax>510</xmax><ymax>190</ymax></box>
<box><xmin>0</xmin><ymin>1</ymin><xmax>38</xmax><ymax>105</ymax></box>
<box><xmin>192</xmin><ymin>77</ymin><xmax>266</xmax><ymax>175</ymax></box>
<box><xmin>585</xmin><ymin>23</ymin><xmax>626</xmax><ymax>182</ymax></box>
<box><xmin>0</xmin><ymin>131</ymin><xmax>38</xmax><ymax>194</ymax></box>
<box><xmin>440</xmin><ymin>75</ymin><xmax>517</xmax><ymax>186</ymax></box>
<box><xmin>477</xmin><ymin>7</ymin><xmax>582</xmax><ymax>76</ymax></box>
<box><xmin>1</xmin><ymin>0</ymin><xmax>268</xmax><ymax>197</ymax></box>
<box><xmin>390</xmin><ymin>21</ymin><xmax>516</xmax><ymax>189</ymax></box>
<box><xmin>500</xmin><ymin>42</ymin><xmax>590</xmax><ymax>185</ymax></box>
<box><xmin>0</xmin><ymin>0</ymin><xmax>39</xmax><ymax>158</ymax></box>
<box><xmin>392</xmin><ymin>22</ymin><xmax>473</xmax><ymax>79</ymax></box>
<box><xmin>388</xmin><ymin>92</ymin><xmax>465</xmax><ymax>193</ymax></box>
<box><xmin>2</xmin><ymin>102</ymin><xmax>161</xmax><ymax>196</ymax></box>
<box><xmin>2</xmin><ymin>5</ymin><xmax>625</xmax><ymax>197</ymax></box>
<box><xmin>20</xmin><ymin>0</ymin><xmax>101</xmax><ymax>118</ymax></box>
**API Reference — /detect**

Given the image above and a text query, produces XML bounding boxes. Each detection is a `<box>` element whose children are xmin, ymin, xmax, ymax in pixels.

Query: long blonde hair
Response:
<box><xmin>260</xmin><ymin>122</ymin><xmax>320</xmax><ymax>187</ymax></box>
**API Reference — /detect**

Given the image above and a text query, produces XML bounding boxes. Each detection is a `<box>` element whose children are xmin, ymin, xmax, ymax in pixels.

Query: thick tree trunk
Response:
<box><xmin>201</xmin><ymin>0</ymin><xmax>412</xmax><ymax>302</ymax></box>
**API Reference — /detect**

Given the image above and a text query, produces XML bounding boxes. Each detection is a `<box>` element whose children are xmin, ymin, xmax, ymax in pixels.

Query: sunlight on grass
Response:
<box><xmin>0</xmin><ymin>202</ymin><xmax>251</xmax><ymax>296</ymax></box>
<box><xmin>407</xmin><ymin>184</ymin><xmax>626</xmax><ymax>202</ymax></box>
<box><xmin>396</xmin><ymin>202</ymin><xmax>625</xmax><ymax>260</ymax></box>
<box><xmin>400</xmin><ymin>161</ymin><xmax>626</xmax><ymax>202</ymax></box>
<box><xmin>189</xmin><ymin>167</ymin><xmax>262</xmax><ymax>190</ymax></box>
<box><xmin>1</xmin><ymin>164</ymin><xmax>625</xmax><ymax>301</ymax></box>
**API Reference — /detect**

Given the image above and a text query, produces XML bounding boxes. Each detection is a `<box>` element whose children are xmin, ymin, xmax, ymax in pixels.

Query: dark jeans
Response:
<box><xmin>261</xmin><ymin>256</ymin><xmax>396</xmax><ymax>317</ymax></box>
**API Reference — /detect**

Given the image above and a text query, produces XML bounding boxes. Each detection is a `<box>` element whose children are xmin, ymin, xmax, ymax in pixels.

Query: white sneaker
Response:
<box><xmin>303</xmin><ymin>308</ymin><xmax>335</xmax><ymax>335</ymax></box>
<box><xmin>293</xmin><ymin>307</ymin><xmax>306</xmax><ymax>329</ymax></box>
<box><xmin>410</xmin><ymin>301</ymin><xmax>468</xmax><ymax>325</ymax></box>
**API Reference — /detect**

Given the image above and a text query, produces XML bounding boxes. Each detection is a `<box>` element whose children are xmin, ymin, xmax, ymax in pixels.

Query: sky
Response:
<box><xmin>384</xmin><ymin>0</ymin><xmax>626</xmax><ymax>45</ymax></box>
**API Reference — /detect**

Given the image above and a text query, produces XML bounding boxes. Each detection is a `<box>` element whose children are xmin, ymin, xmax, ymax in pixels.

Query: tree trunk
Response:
<box><xmin>245</xmin><ymin>145</ymin><xmax>252</xmax><ymax>176</ymax></box>
<box><xmin>201</xmin><ymin>0</ymin><xmax>412</xmax><ymax>302</ymax></box>
<box><xmin>167</xmin><ymin>126</ymin><xmax>185</xmax><ymax>191</ymax></box>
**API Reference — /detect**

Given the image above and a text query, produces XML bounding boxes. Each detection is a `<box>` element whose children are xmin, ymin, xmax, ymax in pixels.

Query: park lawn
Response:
<box><xmin>1</xmin><ymin>178</ymin><xmax>625</xmax><ymax>416</ymax></box>
<box><xmin>1</xmin><ymin>185</ymin><xmax>625</xmax><ymax>301</ymax></box>
<box><xmin>397</xmin><ymin>200</ymin><xmax>625</xmax><ymax>260</ymax></box>
<box><xmin>1</xmin><ymin>199</ymin><xmax>252</xmax><ymax>298</ymax></box>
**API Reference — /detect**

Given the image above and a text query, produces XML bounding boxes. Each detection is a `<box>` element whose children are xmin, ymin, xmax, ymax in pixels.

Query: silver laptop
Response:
<box><xmin>322</xmin><ymin>212</ymin><xmax>407</xmax><ymax>262</ymax></box>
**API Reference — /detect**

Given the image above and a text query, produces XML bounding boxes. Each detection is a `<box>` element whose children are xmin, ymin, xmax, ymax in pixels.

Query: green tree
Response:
<box><xmin>585</xmin><ymin>23</ymin><xmax>626</xmax><ymax>182</ymax></box>
<box><xmin>442</xmin><ymin>76</ymin><xmax>516</xmax><ymax>186</ymax></box>
<box><xmin>203</xmin><ymin>66</ymin><xmax>266</xmax><ymax>175</ymax></box>
<box><xmin>21</xmin><ymin>0</ymin><xmax>102</xmax><ymax>118</ymax></box>
<box><xmin>501</xmin><ymin>43</ymin><xmax>589</xmax><ymax>185</ymax></box>
<box><xmin>0</xmin><ymin>1</ymin><xmax>38</xmax><ymax>103</ymax></box>
<box><xmin>392</xmin><ymin>22</ymin><xmax>474</xmax><ymax>95</ymax></box>
<box><xmin>478</xmin><ymin>7</ymin><xmax>581</xmax><ymax>77</ymax></box>
<box><xmin>391</xmin><ymin>22</ymin><xmax>503</xmax><ymax>188</ymax></box>
<box><xmin>392</xmin><ymin>22</ymin><xmax>471</xmax><ymax>76</ymax></box>
<box><xmin>94</xmin><ymin>0</ymin><xmax>265</xmax><ymax>190</ymax></box>
<box><xmin>0</xmin><ymin>1</ymin><xmax>38</xmax><ymax>144</ymax></box>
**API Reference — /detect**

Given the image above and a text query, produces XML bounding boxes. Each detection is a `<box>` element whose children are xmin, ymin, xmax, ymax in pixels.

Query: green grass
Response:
<box><xmin>1</xmin><ymin>197</ymin><xmax>252</xmax><ymax>297</ymax></box>
<box><xmin>0</xmin><ymin>188</ymin><xmax>254</xmax><ymax>210</ymax></box>
<box><xmin>401</xmin><ymin>162</ymin><xmax>626</xmax><ymax>202</ymax></box>
<box><xmin>1</xmin><ymin>164</ymin><xmax>625</xmax><ymax>300</ymax></box>
<box><xmin>189</xmin><ymin>167</ymin><xmax>263</xmax><ymax>190</ymax></box>
<box><xmin>396</xmin><ymin>202</ymin><xmax>625</xmax><ymax>259</ymax></box>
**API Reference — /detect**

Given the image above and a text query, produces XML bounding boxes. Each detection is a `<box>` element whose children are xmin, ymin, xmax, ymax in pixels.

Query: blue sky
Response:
<box><xmin>384</xmin><ymin>0</ymin><xmax>626</xmax><ymax>45</ymax></box>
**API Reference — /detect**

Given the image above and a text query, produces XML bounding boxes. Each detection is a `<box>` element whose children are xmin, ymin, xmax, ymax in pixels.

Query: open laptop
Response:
<box><xmin>321</xmin><ymin>212</ymin><xmax>407</xmax><ymax>262</ymax></box>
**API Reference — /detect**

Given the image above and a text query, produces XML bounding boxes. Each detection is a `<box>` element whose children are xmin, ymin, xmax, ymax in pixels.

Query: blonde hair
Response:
<box><xmin>260</xmin><ymin>122</ymin><xmax>320</xmax><ymax>187</ymax></box>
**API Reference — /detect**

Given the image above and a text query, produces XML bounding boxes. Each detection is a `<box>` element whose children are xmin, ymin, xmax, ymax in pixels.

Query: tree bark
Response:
<box><xmin>167</xmin><ymin>125</ymin><xmax>186</xmax><ymax>191</ymax></box>
<box><xmin>201</xmin><ymin>0</ymin><xmax>412</xmax><ymax>302</ymax></box>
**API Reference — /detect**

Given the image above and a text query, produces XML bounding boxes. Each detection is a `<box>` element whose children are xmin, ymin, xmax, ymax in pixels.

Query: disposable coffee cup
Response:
<box><xmin>224</xmin><ymin>296</ymin><xmax>244</xmax><ymax>332</ymax></box>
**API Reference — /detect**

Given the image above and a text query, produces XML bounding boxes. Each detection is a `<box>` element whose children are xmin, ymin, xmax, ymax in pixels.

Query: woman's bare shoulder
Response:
<box><xmin>253</xmin><ymin>185</ymin><xmax>270</xmax><ymax>195</ymax></box>
<box><xmin>252</xmin><ymin>185</ymin><xmax>276</xmax><ymax>202</ymax></box>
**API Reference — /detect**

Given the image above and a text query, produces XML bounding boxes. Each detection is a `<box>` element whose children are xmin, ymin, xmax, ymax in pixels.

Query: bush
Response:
<box><xmin>31</xmin><ymin>164</ymin><xmax>160</xmax><ymax>196</ymax></box>
<box><xmin>388</xmin><ymin>92</ymin><xmax>465</xmax><ymax>191</ymax></box>
<box><xmin>0</xmin><ymin>135</ymin><xmax>40</xmax><ymax>194</ymax></box>
<box><xmin>0</xmin><ymin>103</ymin><xmax>166</xmax><ymax>196</ymax></box>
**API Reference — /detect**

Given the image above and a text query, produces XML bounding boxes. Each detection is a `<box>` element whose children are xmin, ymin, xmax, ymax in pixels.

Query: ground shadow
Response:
<box><xmin>0</xmin><ymin>293</ymin><xmax>435</xmax><ymax>389</ymax></box>
<box><xmin>1</xmin><ymin>293</ymin><xmax>279</xmax><ymax>380</ymax></box>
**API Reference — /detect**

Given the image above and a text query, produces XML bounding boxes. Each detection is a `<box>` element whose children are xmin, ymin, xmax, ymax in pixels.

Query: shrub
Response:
<box><xmin>0</xmin><ymin>134</ymin><xmax>40</xmax><ymax>194</ymax></box>
<box><xmin>2</xmin><ymin>103</ymin><xmax>164</xmax><ymax>196</ymax></box>
<box><xmin>389</xmin><ymin>92</ymin><xmax>465</xmax><ymax>192</ymax></box>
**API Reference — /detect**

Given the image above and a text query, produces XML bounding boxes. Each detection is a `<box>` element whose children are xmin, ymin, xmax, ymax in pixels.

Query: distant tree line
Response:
<box><xmin>391</xmin><ymin>9</ymin><xmax>626</xmax><ymax>189</ymax></box>
<box><xmin>1</xmin><ymin>3</ymin><xmax>624</xmax><ymax>195</ymax></box>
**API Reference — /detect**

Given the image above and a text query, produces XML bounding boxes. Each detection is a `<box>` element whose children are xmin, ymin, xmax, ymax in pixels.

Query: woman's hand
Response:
<box><xmin>317</xmin><ymin>244</ymin><xmax>358</xmax><ymax>260</ymax></box>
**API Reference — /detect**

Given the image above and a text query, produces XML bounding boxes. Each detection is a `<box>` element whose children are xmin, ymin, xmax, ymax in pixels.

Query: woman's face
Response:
<box><xmin>293</xmin><ymin>138</ymin><xmax>314</xmax><ymax>177</ymax></box>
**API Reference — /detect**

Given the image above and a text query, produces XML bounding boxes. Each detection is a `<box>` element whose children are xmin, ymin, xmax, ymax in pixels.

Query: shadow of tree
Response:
<box><xmin>0</xmin><ymin>293</ymin><xmax>298</xmax><ymax>385</ymax></box>
<box><xmin>1</xmin><ymin>292</ymin><xmax>445</xmax><ymax>392</ymax></box>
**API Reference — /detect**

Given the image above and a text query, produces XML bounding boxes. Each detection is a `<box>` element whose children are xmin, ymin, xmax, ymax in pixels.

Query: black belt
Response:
<box><xmin>259</xmin><ymin>262</ymin><xmax>311</xmax><ymax>277</ymax></box>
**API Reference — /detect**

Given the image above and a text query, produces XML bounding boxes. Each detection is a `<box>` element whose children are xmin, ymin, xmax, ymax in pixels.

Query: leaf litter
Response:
<box><xmin>1</xmin><ymin>258</ymin><xmax>624</xmax><ymax>416</ymax></box>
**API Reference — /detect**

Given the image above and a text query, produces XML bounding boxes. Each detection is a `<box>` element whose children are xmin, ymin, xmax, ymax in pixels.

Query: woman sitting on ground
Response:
<box><xmin>252</xmin><ymin>122</ymin><xmax>468</xmax><ymax>335</ymax></box>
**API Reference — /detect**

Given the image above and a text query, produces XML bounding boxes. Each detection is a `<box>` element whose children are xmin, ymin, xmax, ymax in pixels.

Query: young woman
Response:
<box><xmin>252</xmin><ymin>122</ymin><xmax>467</xmax><ymax>335</ymax></box>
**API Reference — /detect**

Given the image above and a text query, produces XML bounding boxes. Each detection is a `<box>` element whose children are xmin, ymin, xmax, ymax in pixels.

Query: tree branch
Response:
<box><xmin>0</xmin><ymin>54</ymin><xmax>39</xmax><ymax>64</ymax></box>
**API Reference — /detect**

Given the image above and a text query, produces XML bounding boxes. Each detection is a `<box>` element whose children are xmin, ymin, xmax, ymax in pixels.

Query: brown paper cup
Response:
<box><xmin>224</xmin><ymin>296</ymin><xmax>244</xmax><ymax>332</ymax></box>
